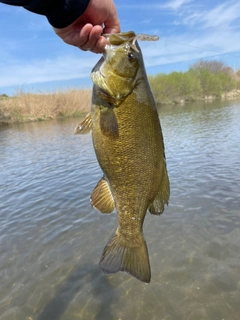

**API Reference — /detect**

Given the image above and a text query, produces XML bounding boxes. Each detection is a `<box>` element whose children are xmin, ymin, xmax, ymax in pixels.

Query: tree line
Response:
<box><xmin>148</xmin><ymin>60</ymin><xmax>240</xmax><ymax>105</ymax></box>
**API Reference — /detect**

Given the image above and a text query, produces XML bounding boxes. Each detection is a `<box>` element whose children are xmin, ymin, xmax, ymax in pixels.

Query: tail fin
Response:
<box><xmin>99</xmin><ymin>232</ymin><xmax>151</xmax><ymax>283</ymax></box>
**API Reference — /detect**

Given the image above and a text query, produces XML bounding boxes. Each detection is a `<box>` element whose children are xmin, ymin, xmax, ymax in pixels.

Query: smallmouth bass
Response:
<box><xmin>75</xmin><ymin>31</ymin><xmax>170</xmax><ymax>283</ymax></box>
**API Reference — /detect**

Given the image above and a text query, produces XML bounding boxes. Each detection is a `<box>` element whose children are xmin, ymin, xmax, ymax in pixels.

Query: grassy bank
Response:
<box><xmin>0</xmin><ymin>89</ymin><xmax>91</xmax><ymax>125</ymax></box>
<box><xmin>1</xmin><ymin>60</ymin><xmax>240</xmax><ymax>126</ymax></box>
<box><xmin>149</xmin><ymin>60</ymin><xmax>240</xmax><ymax>105</ymax></box>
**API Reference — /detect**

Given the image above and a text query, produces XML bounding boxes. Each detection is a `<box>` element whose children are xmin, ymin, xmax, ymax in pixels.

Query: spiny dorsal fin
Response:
<box><xmin>90</xmin><ymin>177</ymin><xmax>115</xmax><ymax>214</ymax></box>
<box><xmin>74</xmin><ymin>113</ymin><xmax>92</xmax><ymax>134</ymax></box>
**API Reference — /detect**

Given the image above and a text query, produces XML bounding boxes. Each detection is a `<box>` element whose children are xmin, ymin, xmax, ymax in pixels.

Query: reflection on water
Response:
<box><xmin>0</xmin><ymin>100</ymin><xmax>240</xmax><ymax>320</ymax></box>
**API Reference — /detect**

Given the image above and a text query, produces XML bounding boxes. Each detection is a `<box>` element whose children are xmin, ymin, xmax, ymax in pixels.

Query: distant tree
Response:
<box><xmin>191</xmin><ymin>60</ymin><xmax>234</xmax><ymax>75</ymax></box>
<box><xmin>235</xmin><ymin>70</ymin><xmax>240</xmax><ymax>89</ymax></box>
<box><xmin>190</xmin><ymin>60</ymin><xmax>237</xmax><ymax>95</ymax></box>
<box><xmin>0</xmin><ymin>94</ymin><xmax>8</xmax><ymax>98</ymax></box>
<box><xmin>149</xmin><ymin>73</ymin><xmax>171</xmax><ymax>103</ymax></box>
<box><xmin>218</xmin><ymin>72</ymin><xmax>236</xmax><ymax>92</ymax></box>
<box><xmin>149</xmin><ymin>71</ymin><xmax>202</xmax><ymax>103</ymax></box>
<box><xmin>181</xmin><ymin>70</ymin><xmax>202</xmax><ymax>99</ymax></box>
<box><xmin>236</xmin><ymin>69</ymin><xmax>240</xmax><ymax>78</ymax></box>
<box><xmin>190</xmin><ymin>68</ymin><xmax>222</xmax><ymax>97</ymax></box>
<box><xmin>149</xmin><ymin>59</ymin><xmax>238</xmax><ymax>104</ymax></box>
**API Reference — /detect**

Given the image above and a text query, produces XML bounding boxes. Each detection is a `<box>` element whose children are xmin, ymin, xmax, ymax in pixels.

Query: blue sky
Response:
<box><xmin>1</xmin><ymin>0</ymin><xmax>240</xmax><ymax>95</ymax></box>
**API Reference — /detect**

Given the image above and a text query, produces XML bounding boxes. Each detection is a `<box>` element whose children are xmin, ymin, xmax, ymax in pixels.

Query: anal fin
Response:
<box><xmin>148</xmin><ymin>163</ymin><xmax>170</xmax><ymax>215</ymax></box>
<box><xmin>90</xmin><ymin>177</ymin><xmax>115</xmax><ymax>214</ymax></box>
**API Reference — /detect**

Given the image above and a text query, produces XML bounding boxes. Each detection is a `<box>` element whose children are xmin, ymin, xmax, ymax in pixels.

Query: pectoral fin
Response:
<box><xmin>148</xmin><ymin>164</ymin><xmax>170</xmax><ymax>215</ymax></box>
<box><xmin>100</xmin><ymin>109</ymin><xmax>119</xmax><ymax>138</ymax></box>
<box><xmin>90</xmin><ymin>177</ymin><xmax>115</xmax><ymax>214</ymax></box>
<box><xmin>74</xmin><ymin>113</ymin><xmax>92</xmax><ymax>134</ymax></box>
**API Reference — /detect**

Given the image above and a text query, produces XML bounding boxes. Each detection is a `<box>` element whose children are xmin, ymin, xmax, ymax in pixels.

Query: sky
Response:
<box><xmin>1</xmin><ymin>0</ymin><xmax>240</xmax><ymax>95</ymax></box>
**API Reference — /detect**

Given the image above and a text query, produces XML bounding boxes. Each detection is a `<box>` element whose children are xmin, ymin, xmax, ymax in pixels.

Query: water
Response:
<box><xmin>0</xmin><ymin>100</ymin><xmax>240</xmax><ymax>320</ymax></box>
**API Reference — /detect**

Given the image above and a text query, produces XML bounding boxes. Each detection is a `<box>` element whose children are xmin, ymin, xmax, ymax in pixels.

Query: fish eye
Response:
<box><xmin>128</xmin><ymin>52</ymin><xmax>135</xmax><ymax>61</ymax></box>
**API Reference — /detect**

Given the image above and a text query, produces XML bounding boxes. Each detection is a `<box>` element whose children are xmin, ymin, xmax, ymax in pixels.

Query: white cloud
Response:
<box><xmin>141</xmin><ymin>28</ymin><xmax>240</xmax><ymax>67</ymax></box>
<box><xmin>181</xmin><ymin>1</ymin><xmax>240</xmax><ymax>29</ymax></box>
<box><xmin>142</xmin><ymin>18</ymin><xmax>152</xmax><ymax>24</ymax></box>
<box><xmin>199</xmin><ymin>2</ymin><xmax>240</xmax><ymax>28</ymax></box>
<box><xmin>163</xmin><ymin>0</ymin><xmax>192</xmax><ymax>10</ymax></box>
<box><xmin>1</xmin><ymin>0</ymin><xmax>240</xmax><ymax>91</ymax></box>
<box><xmin>0</xmin><ymin>55</ymin><xmax>98</xmax><ymax>87</ymax></box>
<box><xmin>2</xmin><ymin>25</ymin><xmax>240</xmax><ymax>90</ymax></box>
<box><xmin>118</xmin><ymin>0</ymin><xmax>192</xmax><ymax>10</ymax></box>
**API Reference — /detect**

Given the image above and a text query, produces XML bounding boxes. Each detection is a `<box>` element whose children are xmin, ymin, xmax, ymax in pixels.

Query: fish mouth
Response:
<box><xmin>99</xmin><ymin>87</ymin><xmax>111</xmax><ymax>97</ymax></box>
<box><xmin>97</xmin><ymin>87</ymin><xmax>120</xmax><ymax>106</ymax></box>
<box><xmin>97</xmin><ymin>71</ymin><xmax>112</xmax><ymax>98</ymax></box>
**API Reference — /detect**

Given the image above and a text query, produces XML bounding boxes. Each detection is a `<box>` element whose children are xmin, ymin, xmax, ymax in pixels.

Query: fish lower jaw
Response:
<box><xmin>98</xmin><ymin>87</ymin><xmax>112</xmax><ymax>98</ymax></box>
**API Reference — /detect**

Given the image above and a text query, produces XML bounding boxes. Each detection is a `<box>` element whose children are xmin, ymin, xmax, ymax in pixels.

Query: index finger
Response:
<box><xmin>103</xmin><ymin>4</ymin><xmax>120</xmax><ymax>34</ymax></box>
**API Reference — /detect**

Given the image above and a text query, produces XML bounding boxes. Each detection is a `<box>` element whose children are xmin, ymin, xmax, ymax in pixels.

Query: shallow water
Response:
<box><xmin>0</xmin><ymin>100</ymin><xmax>240</xmax><ymax>320</ymax></box>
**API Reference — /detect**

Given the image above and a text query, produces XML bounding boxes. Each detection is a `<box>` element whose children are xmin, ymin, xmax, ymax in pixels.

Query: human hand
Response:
<box><xmin>53</xmin><ymin>0</ymin><xmax>120</xmax><ymax>53</ymax></box>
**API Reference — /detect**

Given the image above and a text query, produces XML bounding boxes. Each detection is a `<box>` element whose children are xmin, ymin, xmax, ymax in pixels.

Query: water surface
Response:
<box><xmin>0</xmin><ymin>100</ymin><xmax>240</xmax><ymax>320</ymax></box>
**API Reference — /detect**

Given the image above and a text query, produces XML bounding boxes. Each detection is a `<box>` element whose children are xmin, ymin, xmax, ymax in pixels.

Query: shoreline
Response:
<box><xmin>155</xmin><ymin>89</ymin><xmax>240</xmax><ymax>106</ymax></box>
<box><xmin>0</xmin><ymin>89</ymin><xmax>91</xmax><ymax>126</ymax></box>
<box><xmin>0</xmin><ymin>111</ymin><xmax>89</xmax><ymax>126</ymax></box>
<box><xmin>1</xmin><ymin>89</ymin><xmax>240</xmax><ymax>126</ymax></box>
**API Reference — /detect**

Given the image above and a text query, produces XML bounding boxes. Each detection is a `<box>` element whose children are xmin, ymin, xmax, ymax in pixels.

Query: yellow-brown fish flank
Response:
<box><xmin>75</xmin><ymin>31</ymin><xmax>170</xmax><ymax>283</ymax></box>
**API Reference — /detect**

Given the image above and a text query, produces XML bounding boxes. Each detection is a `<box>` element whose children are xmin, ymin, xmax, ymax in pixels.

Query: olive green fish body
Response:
<box><xmin>92</xmin><ymin>82</ymin><xmax>165</xmax><ymax>223</ymax></box>
<box><xmin>75</xmin><ymin>32</ymin><xmax>170</xmax><ymax>283</ymax></box>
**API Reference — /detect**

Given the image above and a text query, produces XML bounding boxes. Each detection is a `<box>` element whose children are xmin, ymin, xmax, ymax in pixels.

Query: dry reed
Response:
<box><xmin>0</xmin><ymin>89</ymin><xmax>91</xmax><ymax>125</ymax></box>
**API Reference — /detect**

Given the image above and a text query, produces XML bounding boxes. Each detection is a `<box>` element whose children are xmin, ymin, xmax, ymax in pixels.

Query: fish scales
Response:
<box><xmin>75</xmin><ymin>31</ymin><xmax>170</xmax><ymax>283</ymax></box>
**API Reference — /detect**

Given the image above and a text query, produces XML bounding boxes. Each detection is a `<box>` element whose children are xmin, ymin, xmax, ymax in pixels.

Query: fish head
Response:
<box><xmin>91</xmin><ymin>31</ymin><xmax>159</xmax><ymax>104</ymax></box>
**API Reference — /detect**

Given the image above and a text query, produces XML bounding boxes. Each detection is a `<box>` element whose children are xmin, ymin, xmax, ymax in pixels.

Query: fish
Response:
<box><xmin>74</xmin><ymin>31</ymin><xmax>170</xmax><ymax>283</ymax></box>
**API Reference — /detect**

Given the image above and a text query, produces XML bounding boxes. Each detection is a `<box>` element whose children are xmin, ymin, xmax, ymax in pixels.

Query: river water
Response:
<box><xmin>0</xmin><ymin>100</ymin><xmax>240</xmax><ymax>320</ymax></box>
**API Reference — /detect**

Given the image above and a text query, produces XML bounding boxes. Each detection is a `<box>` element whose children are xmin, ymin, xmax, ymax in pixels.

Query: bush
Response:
<box><xmin>149</xmin><ymin>70</ymin><xmax>202</xmax><ymax>104</ymax></box>
<box><xmin>149</xmin><ymin>60</ymin><xmax>238</xmax><ymax>104</ymax></box>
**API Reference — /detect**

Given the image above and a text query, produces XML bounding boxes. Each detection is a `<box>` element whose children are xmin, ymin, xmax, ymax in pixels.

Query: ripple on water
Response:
<box><xmin>0</xmin><ymin>103</ymin><xmax>240</xmax><ymax>319</ymax></box>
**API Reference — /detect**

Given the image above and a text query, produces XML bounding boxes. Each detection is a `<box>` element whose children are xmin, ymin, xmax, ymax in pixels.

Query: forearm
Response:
<box><xmin>0</xmin><ymin>0</ymin><xmax>90</xmax><ymax>28</ymax></box>
<box><xmin>1</xmin><ymin>0</ymin><xmax>120</xmax><ymax>53</ymax></box>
